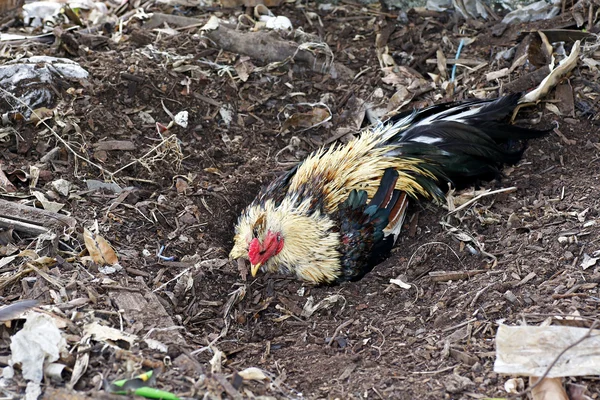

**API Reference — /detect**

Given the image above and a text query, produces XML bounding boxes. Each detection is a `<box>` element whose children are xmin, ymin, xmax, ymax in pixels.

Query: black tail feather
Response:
<box><xmin>367</xmin><ymin>168</ymin><xmax>399</xmax><ymax>212</ymax></box>
<box><xmin>382</xmin><ymin>93</ymin><xmax>549</xmax><ymax>193</ymax></box>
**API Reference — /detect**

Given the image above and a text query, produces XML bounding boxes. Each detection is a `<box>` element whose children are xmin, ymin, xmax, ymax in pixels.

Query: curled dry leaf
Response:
<box><xmin>0</xmin><ymin>166</ymin><xmax>16</xmax><ymax>193</ymax></box>
<box><xmin>301</xmin><ymin>294</ymin><xmax>345</xmax><ymax>318</ymax></box>
<box><xmin>238</xmin><ymin>367</ymin><xmax>268</xmax><ymax>381</ymax></box>
<box><xmin>281</xmin><ymin>107</ymin><xmax>331</xmax><ymax>133</ymax></box>
<box><xmin>83</xmin><ymin>321</ymin><xmax>137</xmax><ymax>348</ymax></box>
<box><xmin>520</xmin><ymin>41</ymin><xmax>580</xmax><ymax>104</ymax></box>
<box><xmin>83</xmin><ymin>228</ymin><xmax>118</xmax><ymax>266</ymax></box>
<box><xmin>175</xmin><ymin>177</ymin><xmax>189</xmax><ymax>194</ymax></box>
<box><xmin>381</xmin><ymin>66</ymin><xmax>428</xmax><ymax>91</ymax></box>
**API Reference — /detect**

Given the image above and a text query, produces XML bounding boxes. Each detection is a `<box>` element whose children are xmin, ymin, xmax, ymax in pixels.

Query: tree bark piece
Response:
<box><xmin>203</xmin><ymin>24</ymin><xmax>354</xmax><ymax>79</ymax></box>
<box><xmin>503</xmin><ymin>66</ymin><xmax>550</xmax><ymax>94</ymax></box>
<box><xmin>0</xmin><ymin>199</ymin><xmax>76</xmax><ymax>235</ymax></box>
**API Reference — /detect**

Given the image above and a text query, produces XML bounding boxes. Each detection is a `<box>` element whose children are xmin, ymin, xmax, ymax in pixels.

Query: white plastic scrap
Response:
<box><xmin>390</xmin><ymin>278</ymin><xmax>411</xmax><ymax>289</ymax></box>
<box><xmin>502</xmin><ymin>0</ymin><xmax>561</xmax><ymax>24</ymax></box>
<box><xmin>427</xmin><ymin>0</ymin><xmax>488</xmax><ymax>19</ymax></box>
<box><xmin>174</xmin><ymin>111</ymin><xmax>188</xmax><ymax>128</ymax></box>
<box><xmin>0</xmin><ymin>56</ymin><xmax>88</xmax><ymax>115</ymax></box>
<box><xmin>4</xmin><ymin>312</ymin><xmax>67</xmax><ymax>400</ymax></box>
<box><xmin>261</xmin><ymin>15</ymin><xmax>293</xmax><ymax>30</ymax></box>
<box><xmin>23</xmin><ymin>0</ymin><xmax>107</xmax><ymax>28</ymax></box>
<box><xmin>200</xmin><ymin>15</ymin><xmax>220</xmax><ymax>31</ymax></box>
<box><xmin>22</xmin><ymin>1</ymin><xmax>62</xmax><ymax>27</ymax></box>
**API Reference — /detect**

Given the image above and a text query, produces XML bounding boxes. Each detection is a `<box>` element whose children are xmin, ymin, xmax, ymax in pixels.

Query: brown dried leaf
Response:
<box><xmin>29</xmin><ymin>107</ymin><xmax>54</xmax><ymax>124</ymax></box>
<box><xmin>436</xmin><ymin>48</ymin><xmax>447</xmax><ymax>79</ymax></box>
<box><xmin>204</xmin><ymin>167</ymin><xmax>223</xmax><ymax>176</ymax></box>
<box><xmin>531</xmin><ymin>377</ymin><xmax>568</xmax><ymax>400</ymax></box>
<box><xmin>281</xmin><ymin>107</ymin><xmax>330</xmax><ymax>133</ymax></box>
<box><xmin>219</xmin><ymin>0</ymin><xmax>243</xmax><ymax>7</ymax></box>
<box><xmin>235</xmin><ymin>56</ymin><xmax>255</xmax><ymax>82</ymax></box>
<box><xmin>381</xmin><ymin>66</ymin><xmax>427</xmax><ymax>90</ymax></box>
<box><xmin>83</xmin><ymin>228</ymin><xmax>118</xmax><ymax>265</ymax></box>
<box><xmin>521</xmin><ymin>41</ymin><xmax>580</xmax><ymax>104</ymax></box>
<box><xmin>175</xmin><ymin>178</ymin><xmax>189</xmax><ymax>194</ymax></box>
<box><xmin>0</xmin><ymin>166</ymin><xmax>16</xmax><ymax>193</ymax></box>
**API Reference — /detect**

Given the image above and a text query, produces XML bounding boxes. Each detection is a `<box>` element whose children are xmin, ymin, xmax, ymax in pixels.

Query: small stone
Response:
<box><xmin>503</xmin><ymin>290</ymin><xmax>518</xmax><ymax>303</ymax></box>
<box><xmin>51</xmin><ymin>178</ymin><xmax>71</xmax><ymax>196</ymax></box>
<box><xmin>178</xmin><ymin>212</ymin><xmax>197</xmax><ymax>225</ymax></box>
<box><xmin>444</xmin><ymin>374</ymin><xmax>474</xmax><ymax>394</ymax></box>
<box><xmin>564</xmin><ymin>251</ymin><xmax>574</xmax><ymax>260</ymax></box>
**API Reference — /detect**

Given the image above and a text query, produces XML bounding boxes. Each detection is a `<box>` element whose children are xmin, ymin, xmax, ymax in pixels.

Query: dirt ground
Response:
<box><xmin>1</xmin><ymin>0</ymin><xmax>600</xmax><ymax>399</ymax></box>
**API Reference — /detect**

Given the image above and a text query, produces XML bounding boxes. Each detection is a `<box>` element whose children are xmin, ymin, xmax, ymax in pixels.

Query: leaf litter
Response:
<box><xmin>0</xmin><ymin>0</ymin><xmax>599</xmax><ymax>398</ymax></box>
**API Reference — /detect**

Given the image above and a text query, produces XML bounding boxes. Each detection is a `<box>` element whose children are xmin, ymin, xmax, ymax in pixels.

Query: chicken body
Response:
<box><xmin>230</xmin><ymin>93</ymin><xmax>547</xmax><ymax>284</ymax></box>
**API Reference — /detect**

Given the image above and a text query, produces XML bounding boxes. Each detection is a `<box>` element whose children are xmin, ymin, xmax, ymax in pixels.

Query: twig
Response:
<box><xmin>0</xmin><ymin>216</ymin><xmax>49</xmax><ymax>236</ymax></box>
<box><xmin>442</xmin><ymin>318</ymin><xmax>477</xmax><ymax>333</ymax></box>
<box><xmin>109</xmin><ymin>134</ymin><xmax>178</xmax><ymax>177</ymax></box>
<box><xmin>328</xmin><ymin>319</ymin><xmax>354</xmax><ymax>347</ymax></box>
<box><xmin>0</xmin><ymin>267</ymin><xmax>33</xmax><ymax>291</ymax></box>
<box><xmin>446</xmin><ymin>187</ymin><xmax>517</xmax><ymax>215</ymax></box>
<box><xmin>384</xmin><ymin>241</ymin><xmax>465</xmax><ymax>294</ymax></box>
<box><xmin>0</xmin><ymin>199</ymin><xmax>76</xmax><ymax>230</ymax></box>
<box><xmin>0</xmin><ymin>88</ymin><xmax>182</xmax><ymax>180</ymax></box>
<box><xmin>213</xmin><ymin>374</ymin><xmax>242</xmax><ymax>400</ymax></box>
<box><xmin>412</xmin><ymin>364</ymin><xmax>458</xmax><ymax>375</ymax></box>
<box><xmin>470</xmin><ymin>282</ymin><xmax>497</xmax><ymax>307</ymax></box>
<box><xmin>152</xmin><ymin>267</ymin><xmax>191</xmax><ymax>293</ymax></box>
<box><xmin>429</xmin><ymin>270</ymin><xmax>486</xmax><ymax>282</ymax></box>
<box><xmin>0</xmin><ymin>88</ymin><xmax>109</xmax><ymax>175</ymax></box>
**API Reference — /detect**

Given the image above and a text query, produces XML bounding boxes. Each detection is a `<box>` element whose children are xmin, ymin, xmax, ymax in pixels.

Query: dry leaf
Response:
<box><xmin>521</xmin><ymin>41</ymin><xmax>580</xmax><ymax>104</ymax></box>
<box><xmin>204</xmin><ymin>167</ymin><xmax>223</xmax><ymax>176</ymax></box>
<box><xmin>281</xmin><ymin>107</ymin><xmax>330</xmax><ymax>133</ymax></box>
<box><xmin>531</xmin><ymin>377</ymin><xmax>568</xmax><ymax>400</ymax></box>
<box><xmin>175</xmin><ymin>177</ymin><xmax>189</xmax><ymax>194</ymax></box>
<box><xmin>505</xmin><ymin>377</ymin><xmax>524</xmax><ymax>393</ymax></box>
<box><xmin>235</xmin><ymin>57</ymin><xmax>255</xmax><ymax>82</ymax></box>
<box><xmin>29</xmin><ymin>107</ymin><xmax>54</xmax><ymax>124</ymax></box>
<box><xmin>83</xmin><ymin>228</ymin><xmax>118</xmax><ymax>265</ymax></box>
<box><xmin>0</xmin><ymin>165</ymin><xmax>16</xmax><ymax>193</ymax></box>
<box><xmin>83</xmin><ymin>321</ymin><xmax>136</xmax><ymax>347</ymax></box>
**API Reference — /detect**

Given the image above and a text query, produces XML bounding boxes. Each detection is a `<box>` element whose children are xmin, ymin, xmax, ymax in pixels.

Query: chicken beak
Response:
<box><xmin>251</xmin><ymin>262</ymin><xmax>261</xmax><ymax>277</ymax></box>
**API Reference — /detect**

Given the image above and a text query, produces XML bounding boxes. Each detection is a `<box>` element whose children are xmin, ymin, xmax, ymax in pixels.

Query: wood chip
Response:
<box><xmin>429</xmin><ymin>270</ymin><xmax>486</xmax><ymax>282</ymax></box>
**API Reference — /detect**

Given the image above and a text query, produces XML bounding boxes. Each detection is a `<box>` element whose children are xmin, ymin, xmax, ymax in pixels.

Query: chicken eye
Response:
<box><xmin>276</xmin><ymin>233</ymin><xmax>281</xmax><ymax>242</ymax></box>
<box><xmin>252</xmin><ymin>227</ymin><xmax>259</xmax><ymax>238</ymax></box>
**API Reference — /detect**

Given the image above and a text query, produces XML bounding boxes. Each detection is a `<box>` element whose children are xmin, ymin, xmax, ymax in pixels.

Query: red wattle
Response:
<box><xmin>248</xmin><ymin>238</ymin><xmax>261</xmax><ymax>265</ymax></box>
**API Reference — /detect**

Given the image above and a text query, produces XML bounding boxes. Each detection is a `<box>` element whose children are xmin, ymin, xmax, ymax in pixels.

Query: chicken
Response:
<box><xmin>229</xmin><ymin>93</ymin><xmax>547</xmax><ymax>284</ymax></box>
